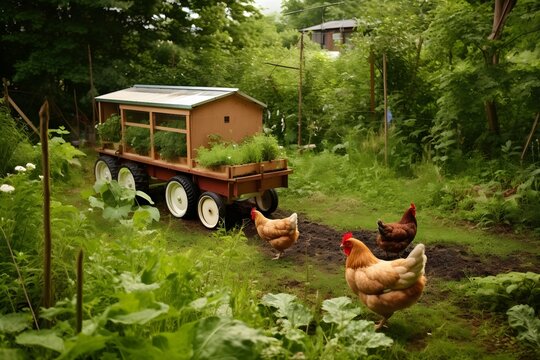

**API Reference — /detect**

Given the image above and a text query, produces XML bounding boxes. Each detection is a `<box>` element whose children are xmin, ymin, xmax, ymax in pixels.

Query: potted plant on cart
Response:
<box><xmin>195</xmin><ymin>133</ymin><xmax>284</xmax><ymax>175</ymax></box>
<box><xmin>154</xmin><ymin>131</ymin><xmax>187</xmax><ymax>163</ymax></box>
<box><xmin>96</xmin><ymin>114</ymin><xmax>122</xmax><ymax>150</ymax></box>
<box><xmin>125</xmin><ymin>126</ymin><xmax>150</xmax><ymax>156</ymax></box>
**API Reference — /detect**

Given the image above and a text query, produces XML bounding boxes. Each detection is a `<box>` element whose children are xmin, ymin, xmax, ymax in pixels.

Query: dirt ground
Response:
<box><xmin>224</xmin><ymin>204</ymin><xmax>539</xmax><ymax>281</ymax></box>
<box><xmin>153</xmin><ymin>188</ymin><xmax>538</xmax><ymax>281</ymax></box>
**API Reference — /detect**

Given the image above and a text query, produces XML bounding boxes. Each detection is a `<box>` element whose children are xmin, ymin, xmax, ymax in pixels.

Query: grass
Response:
<box><xmin>55</xmin><ymin>145</ymin><xmax>537</xmax><ymax>359</ymax></box>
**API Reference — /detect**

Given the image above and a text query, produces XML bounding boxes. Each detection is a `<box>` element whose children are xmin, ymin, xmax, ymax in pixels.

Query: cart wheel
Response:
<box><xmin>117</xmin><ymin>162</ymin><xmax>149</xmax><ymax>193</ymax></box>
<box><xmin>165</xmin><ymin>175</ymin><xmax>199</xmax><ymax>218</ymax></box>
<box><xmin>94</xmin><ymin>155</ymin><xmax>119</xmax><ymax>183</ymax></box>
<box><xmin>197</xmin><ymin>192</ymin><xmax>225</xmax><ymax>229</ymax></box>
<box><xmin>255</xmin><ymin>189</ymin><xmax>278</xmax><ymax>215</ymax></box>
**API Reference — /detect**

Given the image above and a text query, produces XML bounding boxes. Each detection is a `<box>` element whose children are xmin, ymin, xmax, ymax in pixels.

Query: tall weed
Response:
<box><xmin>0</xmin><ymin>103</ymin><xmax>35</xmax><ymax>177</ymax></box>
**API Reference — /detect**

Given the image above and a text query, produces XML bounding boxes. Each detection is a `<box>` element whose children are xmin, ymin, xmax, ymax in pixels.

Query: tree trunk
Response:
<box><xmin>483</xmin><ymin>0</ymin><xmax>517</xmax><ymax>135</ymax></box>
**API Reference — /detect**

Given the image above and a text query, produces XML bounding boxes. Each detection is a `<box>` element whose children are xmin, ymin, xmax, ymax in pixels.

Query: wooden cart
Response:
<box><xmin>93</xmin><ymin>85</ymin><xmax>292</xmax><ymax>229</ymax></box>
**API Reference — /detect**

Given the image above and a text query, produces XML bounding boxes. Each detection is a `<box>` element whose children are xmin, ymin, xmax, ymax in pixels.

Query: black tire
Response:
<box><xmin>165</xmin><ymin>175</ymin><xmax>199</xmax><ymax>218</ymax></box>
<box><xmin>197</xmin><ymin>191</ymin><xmax>226</xmax><ymax>229</ymax></box>
<box><xmin>94</xmin><ymin>155</ymin><xmax>119</xmax><ymax>183</ymax></box>
<box><xmin>117</xmin><ymin>161</ymin><xmax>149</xmax><ymax>193</ymax></box>
<box><xmin>255</xmin><ymin>189</ymin><xmax>279</xmax><ymax>215</ymax></box>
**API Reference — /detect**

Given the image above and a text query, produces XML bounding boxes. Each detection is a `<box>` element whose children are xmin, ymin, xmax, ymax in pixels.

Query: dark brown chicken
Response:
<box><xmin>376</xmin><ymin>203</ymin><xmax>417</xmax><ymax>258</ymax></box>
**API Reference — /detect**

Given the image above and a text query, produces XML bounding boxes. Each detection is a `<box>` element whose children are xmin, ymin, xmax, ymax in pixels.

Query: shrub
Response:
<box><xmin>465</xmin><ymin>272</ymin><xmax>540</xmax><ymax>313</ymax></box>
<box><xmin>96</xmin><ymin>114</ymin><xmax>121</xmax><ymax>142</ymax></box>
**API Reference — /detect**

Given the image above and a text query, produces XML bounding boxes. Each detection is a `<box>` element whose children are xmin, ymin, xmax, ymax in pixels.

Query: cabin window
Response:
<box><xmin>124</xmin><ymin>109</ymin><xmax>149</xmax><ymax>125</ymax></box>
<box><xmin>224</xmin><ymin>116</ymin><xmax>230</xmax><ymax>124</ymax></box>
<box><xmin>155</xmin><ymin>113</ymin><xmax>186</xmax><ymax>129</ymax></box>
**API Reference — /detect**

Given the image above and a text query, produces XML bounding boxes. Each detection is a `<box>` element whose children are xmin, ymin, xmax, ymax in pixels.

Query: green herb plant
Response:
<box><xmin>196</xmin><ymin>133</ymin><xmax>282</xmax><ymax>168</ymax></box>
<box><xmin>154</xmin><ymin>131</ymin><xmax>187</xmax><ymax>160</ymax></box>
<box><xmin>96</xmin><ymin>114</ymin><xmax>121</xmax><ymax>143</ymax></box>
<box><xmin>125</xmin><ymin>126</ymin><xmax>150</xmax><ymax>155</ymax></box>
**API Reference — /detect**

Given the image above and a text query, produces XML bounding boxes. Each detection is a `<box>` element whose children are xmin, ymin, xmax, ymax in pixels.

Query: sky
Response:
<box><xmin>253</xmin><ymin>0</ymin><xmax>283</xmax><ymax>15</ymax></box>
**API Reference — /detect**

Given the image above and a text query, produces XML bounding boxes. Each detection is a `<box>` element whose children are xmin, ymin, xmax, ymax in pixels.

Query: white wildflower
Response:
<box><xmin>39</xmin><ymin>175</ymin><xmax>44</xmax><ymax>180</ymax></box>
<box><xmin>14</xmin><ymin>165</ymin><xmax>26</xmax><ymax>172</ymax></box>
<box><xmin>88</xmin><ymin>208</ymin><xmax>94</xmax><ymax>212</ymax></box>
<box><xmin>25</xmin><ymin>163</ymin><xmax>36</xmax><ymax>170</ymax></box>
<box><xmin>0</xmin><ymin>184</ymin><xmax>15</xmax><ymax>193</ymax></box>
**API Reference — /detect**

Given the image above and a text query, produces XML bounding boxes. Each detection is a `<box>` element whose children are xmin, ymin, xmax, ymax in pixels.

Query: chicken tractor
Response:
<box><xmin>93</xmin><ymin>85</ymin><xmax>292</xmax><ymax>229</ymax></box>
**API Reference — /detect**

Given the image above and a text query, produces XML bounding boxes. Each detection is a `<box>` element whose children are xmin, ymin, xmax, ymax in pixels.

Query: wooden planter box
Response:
<box><xmin>194</xmin><ymin>159</ymin><xmax>288</xmax><ymax>179</ymax></box>
<box><xmin>101</xmin><ymin>141</ymin><xmax>122</xmax><ymax>152</ymax></box>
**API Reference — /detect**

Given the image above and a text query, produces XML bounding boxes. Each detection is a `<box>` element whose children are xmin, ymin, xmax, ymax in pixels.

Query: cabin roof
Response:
<box><xmin>301</xmin><ymin>19</ymin><xmax>357</xmax><ymax>32</ymax></box>
<box><xmin>95</xmin><ymin>84</ymin><xmax>266</xmax><ymax>109</ymax></box>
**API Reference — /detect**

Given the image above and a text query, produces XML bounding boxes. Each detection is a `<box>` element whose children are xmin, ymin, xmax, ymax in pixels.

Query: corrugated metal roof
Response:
<box><xmin>301</xmin><ymin>19</ymin><xmax>357</xmax><ymax>32</ymax></box>
<box><xmin>95</xmin><ymin>84</ymin><xmax>266</xmax><ymax>109</ymax></box>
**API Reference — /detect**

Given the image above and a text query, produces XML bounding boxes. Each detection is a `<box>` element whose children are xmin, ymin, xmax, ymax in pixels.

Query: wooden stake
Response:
<box><xmin>298</xmin><ymin>32</ymin><xmax>304</xmax><ymax>147</ymax></box>
<box><xmin>74</xmin><ymin>89</ymin><xmax>81</xmax><ymax>142</ymax></box>
<box><xmin>7</xmin><ymin>96</ymin><xmax>39</xmax><ymax>135</ymax></box>
<box><xmin>521</xmin><ymin>112</ymin><xmax>540</xmax><ymax>161</ymax></box>
<box><xmin>39</xmin><ymin>100</ymin><xmax>52</xmax><ymax>312</ymax></box>
<box><xmin>88</xmin><ymin>44</ymin><xmax>96</xmax><ymax>144</ymax></box>
<box><xmin>76</xmin><ymin>249</ymin><xmax>83</xmax><ymax>333</ymax></box>
<box><xmin>383</xmin><ymin>53</ymin><xmax>388</xmax><ymax>166</ymax></box>
<box><xmin>369</xmin><ymin>52</ymin><xmax>375</xmax><ymax>115</ymax></box>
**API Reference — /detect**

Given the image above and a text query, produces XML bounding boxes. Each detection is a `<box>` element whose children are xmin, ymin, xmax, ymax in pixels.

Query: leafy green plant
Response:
<box><xmin>465</xmin><ymin>272</ymin><xmax>540</xmax><ymax>313</ymax></box>
<box><xmin>0</xmin><ymin>165</ymin><xmax>43</xmax><ymax>312</ymax></box>
<box><xmin>242</xmin><ymin>133</ymin><xmax>281</xmax><ymax>163</ymax></box>
<box><xmin>196</xmin><ymin>133</ymin><xmax>282</xmax><ymax>168</ymax></box>
<box><xmin>153</xmin><ymin>131</ymin><xmax>187</xmax><ymax>160</ymax></box>
<box><xmin>507</xmin><ymin>304</ymin><xmax>540</xmax><ymax>352</ymax></box>
<box><xmin>125</xmin><ymin>126</ymin><xmax>150</xmax><ymax>155</ymax></box>
<box><xmin>96</xmin><ymin>114</ymin><xmax>121</xmax><ymax>143</ymax></box>
<box><xmin>260</xmin><ymin>293</ymin><xmax>393</xmax><ymax>359</ymax></box>
<box><xmin>0</xmin><ymin>103</ymin><xmax>35</xmax><ymax>178</ymax></box>
<box><xmin>45</xmin><ymin>128</ymin><xmax>87</xmax><ymax>180</ymax></box>
<box><xmin>88</xmin><ymin>180</ymin><xmax>159</xmax><ymax>230</ymax></box>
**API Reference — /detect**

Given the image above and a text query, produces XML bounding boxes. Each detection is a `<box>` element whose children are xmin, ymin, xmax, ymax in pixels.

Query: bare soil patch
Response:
<box><xmin>228</xmin><ymin>204</ymin><xmax>539</xmax><ymax>281</ymax></box>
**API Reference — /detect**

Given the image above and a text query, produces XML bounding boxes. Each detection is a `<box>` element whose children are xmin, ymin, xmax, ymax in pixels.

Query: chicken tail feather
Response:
<box><xmin>289</xmin><ymin>213</ymin><xmax>298</xmax><ymax>230</ymax></box>
<box><xmin>377</xmin><ymin>220</ymin><xmax>387</xmax><ymax>234</ymax></box>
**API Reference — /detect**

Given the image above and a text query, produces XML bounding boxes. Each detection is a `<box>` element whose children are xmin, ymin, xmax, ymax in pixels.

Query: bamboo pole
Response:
<box><xmin>383</xmin><ymin>53</ymin><xmax>388</xmax><ymax>166</ymax></box>
<box><xmin>39</xmin><ymin>100</ymin><xmax>52</xmax><ymax>312</ymax></box>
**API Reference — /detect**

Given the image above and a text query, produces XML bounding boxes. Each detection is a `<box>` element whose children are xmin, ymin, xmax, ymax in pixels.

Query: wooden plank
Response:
<box><xmin>7</xmin><ymin>96</ymin><xmax>39</xmax><ymax>135</ymax></box>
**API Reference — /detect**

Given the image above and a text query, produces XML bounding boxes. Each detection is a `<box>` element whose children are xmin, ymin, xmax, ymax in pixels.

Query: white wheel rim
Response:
<box><xmin>198</xmin><ymin>195</ymin><xmax>220</xmax><ymax>228</ymax></box>
<box><xmin>166</xmin><ymin>181</ymin><xmax>188</xmax><ymax>217</ymax></box>
<box><xmin>118</xmin><ymin>168</ymin><xmax>136</xmax><ymax>190</ymax></box>
<box><xmin>256</xmin><ymin>191</ymin><xmax>272</xmax><ymax>211</ymax></box>
<box><xmin>95</xmin><ymin>161</ymin><xmax>112</xmax><ymax>182</ymax></box>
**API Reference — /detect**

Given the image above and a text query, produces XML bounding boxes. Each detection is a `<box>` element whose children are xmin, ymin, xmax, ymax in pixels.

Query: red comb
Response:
<box><xmin>342</xmin><ymin>232</ymin><xmax>353</xmax><ymax>242</ymax></box>
<box><xmin>410</xmin><ymin>203</ymin><xmax>416</xmax><ymax>209</ymax></box>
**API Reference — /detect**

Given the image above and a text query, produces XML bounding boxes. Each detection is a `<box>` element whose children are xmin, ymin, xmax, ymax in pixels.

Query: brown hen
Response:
<box><xmin>341</xmin><ymin>232</ymin><xmax>427</xmax><ymax>330</ymax></box>
<box><xmin>376</xmin><ymin>203</ymin><xmax>417</xmax><ymax>258</ymax></box>
<box><xmin>251</xmin><ymin>208</ymin><xmax>299</xmax><ymax>260</ymax></box>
